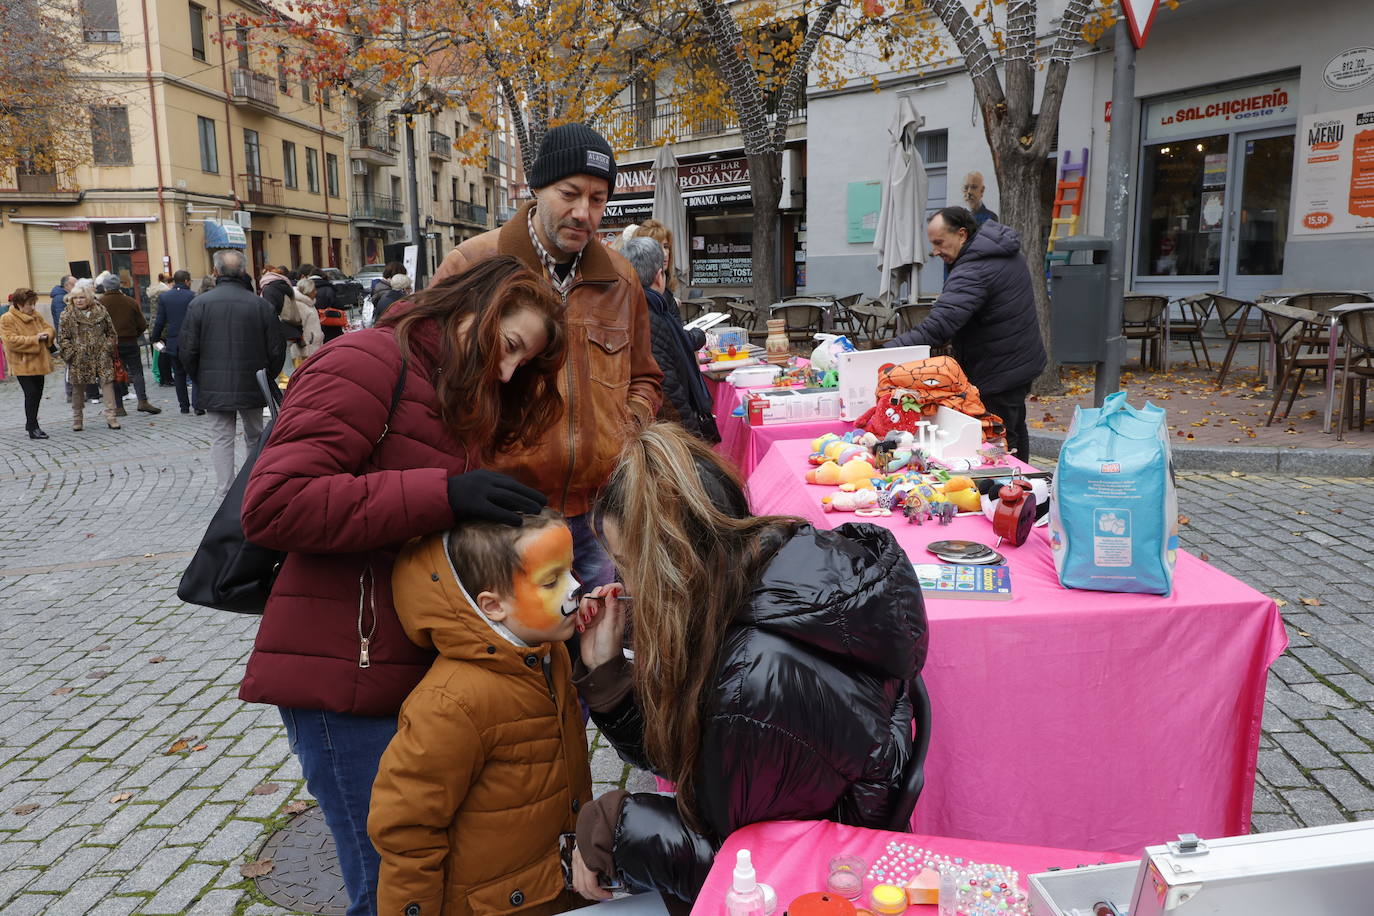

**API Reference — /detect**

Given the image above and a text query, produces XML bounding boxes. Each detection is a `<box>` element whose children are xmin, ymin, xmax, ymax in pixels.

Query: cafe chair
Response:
<box><xmin>893</xmin><ymin>302</ymin><xmax>932</xmax><ymax>337</ymax></box>
<box><xmin>770</xmin><ymin>301</ymin><xmax>827</xmax><ymax>349</ymax></box>
<box><xmin>847</xmin><ymin>296</ymin><xmax>896</xmax><ymax>348</ymax></box>
<box><xmin>1121</xmin><ymin>294</ymin><xmax>1168</xmax><ymax>370</ymax></box>
<box><xmin>887</xmin><ymin>674</ymin><xmax>933</xmax><ymax>831</ymax></box>
<box><xmin>678</xmin><ymin>298</ymin><xmax>712</xmax><ymax>323</ymax></box>
<box><xmin>832</xmin><ymin>293</ymin><xmax>863</xmax><ymax>336</ymax></box>
<box><xmin>1167</xmin><ymin>293</ymin><xmax>1215</xmax><ymax>370</ymax></box>
<box><xmin>1334</xmin><ymin>305</ymin><xmax>1374</xmax><ymax>440</ymax></box>
<box><xmin>1212</xmin><ymin>293</ymin><xmax>1266</xmax><ymax>386</ymax></box>
<box><xmin>1257</xmin><ymin>301</ymin><xmax>1329</xmax><ymax>426</ymax></box>
<box><xmin>1284</xmin><ymin>291</ymin><xmax>1373</xmax><ymax>315</ymax></box>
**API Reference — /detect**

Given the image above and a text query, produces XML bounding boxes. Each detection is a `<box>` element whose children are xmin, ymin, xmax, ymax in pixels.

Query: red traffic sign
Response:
<box><xmin>1121</xmin><ymin>0</ymin><xmax>1161</xmax><ymax>49</ymax></box>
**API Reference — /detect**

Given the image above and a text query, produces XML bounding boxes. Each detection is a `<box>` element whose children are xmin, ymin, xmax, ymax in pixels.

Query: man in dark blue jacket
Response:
<box><xmin>49</xmin><ymin>276</ymin><xmax>74</xmax><ymax>338</ymax></box>
<box><xmin>151</xmin><ymin>270</ymin><xmax>200</xmax><ymax>414</ymax></box>
<box><xmin>887</xmin><ymin>206</ymin><xmax>1046</xmax><ymax>462</ymax></box>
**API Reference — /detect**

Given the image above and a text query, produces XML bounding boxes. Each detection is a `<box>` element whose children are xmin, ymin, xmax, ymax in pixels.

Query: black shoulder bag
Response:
<box><xmin>177</xmin><ymin>358</ymin><xmax>409</xmax><ymax>614</ymax></box>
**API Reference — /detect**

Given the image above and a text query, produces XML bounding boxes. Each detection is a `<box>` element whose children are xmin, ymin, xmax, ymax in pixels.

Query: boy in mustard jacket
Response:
<box><xmin>370</xmin><ymin>511</ymin><xmax>593</xmax><ymax>916</ymax></box>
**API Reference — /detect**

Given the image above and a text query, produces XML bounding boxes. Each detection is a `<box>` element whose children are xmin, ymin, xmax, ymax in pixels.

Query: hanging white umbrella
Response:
<box><xmin>874</xmin><ymin>95</ymin><xmax>929</xmax><ymax>303</ymax></box>
<box><xmin>651</xmin><ymin>142</ymin><xmax>689</xmax><ymax>290</ymax></box>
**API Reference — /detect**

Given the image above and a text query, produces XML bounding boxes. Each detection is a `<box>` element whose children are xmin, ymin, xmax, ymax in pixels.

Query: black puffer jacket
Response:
<box><xmin>586</xmin><ymin>522</ymin><xmax>927</xmax><ymax>902</ymax></box>
<box><xmin>887</xmin><ymin>221</ymin><xmax>1045</xmax><ymax>395</ymax></box>
<box><xmin>181</xmin><ymin>276</ymin><xmax>287</xmax><ymax>411</ymax></box>
<box><xmin>645</xmin><ymin>287</ymin><xmax>719</xmax><ymax>443</ymax></box>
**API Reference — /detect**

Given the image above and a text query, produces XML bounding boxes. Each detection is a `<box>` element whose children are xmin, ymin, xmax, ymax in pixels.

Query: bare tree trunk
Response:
<box><xmin>996</xmin><ymin>150</ymin><xmax>1056</xmax><ymax>395</ymax></box>
<box><xmin>747</xmin><ymin>150</ymin><xmax>782</xmax><ymax>309</ymax></box>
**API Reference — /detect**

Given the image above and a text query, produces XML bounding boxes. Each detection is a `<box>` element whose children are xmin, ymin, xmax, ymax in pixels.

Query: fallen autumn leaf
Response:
<box><xmin>1300</xmin><ymin>597</ymin><xmax>1322</xmax><ymax>607</ymax></box>
<box><xmin>251</xmin><ymin>783</ymin><xmax>281</xmax><ymax>796</ymax></box>
<box><xmin>110</xmin><ymin>792</ymin><xmax>134</xmax><ymax>803</ymax></box>
<box><xmin>240</xmin><ymin>858</ymin><xmax>275</xmax><ymax>878</ymax></box>
<box><xmin>11</xmin><ymin>804</ymin><xmax>39</xmax><ymax>815</ymax></box>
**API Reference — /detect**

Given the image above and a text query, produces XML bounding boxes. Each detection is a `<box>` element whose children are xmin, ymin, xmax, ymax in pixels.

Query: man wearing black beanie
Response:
<box><xmin>431</xmin><ymin>123</ymin><xmax>663</xmax><ymax>593</ymax></box>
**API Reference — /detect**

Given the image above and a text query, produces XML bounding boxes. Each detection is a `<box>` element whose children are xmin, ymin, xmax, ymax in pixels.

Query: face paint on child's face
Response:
<box><xmin>509</xmin><ymin>525</ymin><xmax>577</xmax><ymax>631</ymax></box>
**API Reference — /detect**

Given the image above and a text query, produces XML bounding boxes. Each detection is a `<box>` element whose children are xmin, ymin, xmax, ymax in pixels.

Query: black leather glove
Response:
<box><xmin>447</xmin><ymin>470</ymin><xmax>547</xmax><ymax>526</ymax></box>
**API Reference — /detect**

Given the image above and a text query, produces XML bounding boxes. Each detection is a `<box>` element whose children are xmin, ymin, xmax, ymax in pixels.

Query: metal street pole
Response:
<box><xmin>1095</xmin><ymin>17</ymin><xmax>1137</xmax><ymax>406</ymax></box>
<box><xmin>403</xmin><ymin>115</ymin><xmax>426</xmax><ymax>289</ymax></box>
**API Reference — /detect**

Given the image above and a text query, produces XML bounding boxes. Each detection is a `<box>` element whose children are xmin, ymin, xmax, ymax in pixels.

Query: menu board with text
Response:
<box><xmin>1292</xmin><ymin>105</ymin><xmax>1374</xmax><ymax>235</ymax></box>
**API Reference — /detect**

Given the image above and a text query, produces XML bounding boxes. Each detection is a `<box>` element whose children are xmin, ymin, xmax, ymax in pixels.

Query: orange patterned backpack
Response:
<box><xmin>854</xmin><ymin>355</ymin><xmax>1005</xmax><ymax>442</ymax></box>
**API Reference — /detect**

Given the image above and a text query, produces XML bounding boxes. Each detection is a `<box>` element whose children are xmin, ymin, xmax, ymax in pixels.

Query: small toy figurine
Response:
<box><xmin>904</xmin><ymin>500</ymin><xmax>925</xmax><ymax>525</ymax></box>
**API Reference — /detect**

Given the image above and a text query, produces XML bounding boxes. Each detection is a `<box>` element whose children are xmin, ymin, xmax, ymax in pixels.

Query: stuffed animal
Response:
<box><xmin>854</xmin><ymin>355</ymin><xmax>1005</xmax><ymax>443</ymax></box>
<box><xmin>941</xmin><ymin>475</ymin><xmax>984</xmax><ymax>512</ymax></box>
<box><xmin>806</xmin><ymin>460</ymin><xmax>843</xmax><ymax>485</ymax></box>
<box><xmin>822</xmin><ymin>489</ymin><xmax>879</xmax><ymax>512</ymax></box>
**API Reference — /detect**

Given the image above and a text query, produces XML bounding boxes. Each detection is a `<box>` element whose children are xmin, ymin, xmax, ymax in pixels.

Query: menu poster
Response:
<box><xmin>1292</xmin><ymin>105</ymin><xmax>1374</xmax><ymax>235</ymax></box>
<box><xmin>691</xmin><ymin>257</ymin><xmax>753</xmax><ymax>285</ymax></box>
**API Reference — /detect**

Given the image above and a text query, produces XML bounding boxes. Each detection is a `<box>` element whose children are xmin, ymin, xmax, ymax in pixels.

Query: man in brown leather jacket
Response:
<box><xmin>99</xmin><ymin>275</ymin><xmax>161</xmax><ymax>415</ymax></box>
<box><xmin>431</xmin><ymin>123</ymin><xmax>663</xmax><ymax>589</ymax></box>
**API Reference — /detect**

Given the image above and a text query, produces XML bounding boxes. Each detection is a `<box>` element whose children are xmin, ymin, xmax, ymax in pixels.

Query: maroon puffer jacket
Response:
<box><xmin>239</xmin><ymin>317</ymin><xmax>474</xmax><ymax>715</ymax></box>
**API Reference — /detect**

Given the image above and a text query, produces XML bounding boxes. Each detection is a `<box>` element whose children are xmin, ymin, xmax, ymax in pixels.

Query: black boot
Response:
<box><xmin>28</xmin><ymin>428</ymin><xmax>49</xmax><ymax>440</ymax></box>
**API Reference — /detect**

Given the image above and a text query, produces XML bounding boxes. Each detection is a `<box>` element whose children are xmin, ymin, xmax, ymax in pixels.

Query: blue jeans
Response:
<box><xmin>567</xmin><ymin>512</ymin><xmax>616</xmax><ymax>591</ymax></box>
<box><xmin>279</xmin><ymin>707</ymin><xmax>397</xmax><ymax>916</ymax></box>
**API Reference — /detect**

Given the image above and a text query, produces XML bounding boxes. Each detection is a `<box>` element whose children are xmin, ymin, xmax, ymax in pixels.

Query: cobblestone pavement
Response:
<box><xmin>0</xmin><ymin>377</ymin><xmax>1369</xmax><ymax>914</ymax></box>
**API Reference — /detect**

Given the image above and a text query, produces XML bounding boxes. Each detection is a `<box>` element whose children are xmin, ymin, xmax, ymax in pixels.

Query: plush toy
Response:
<box><xmin>806</xmin><ymin>460</ymin><xmax>843</xmax><ymax>485</ymax></box>
<box><xmin>854</xmin><ymin>355</ymin><xmax>1006</xmax><ymax>444</ymax></box>
<box><xmin>837</xmin><ymin>458</ymin><xmax>879</xmax><ymax>489</ymax></box>
<box><xmin>822</xmin><ymin>489</ymin><xmax>879</xmax><ymax>512</ymax></box>
<box><xmin>941</xmin><ymin>475</ymin><xmax>984</xmax><ymax>512</ymax></box>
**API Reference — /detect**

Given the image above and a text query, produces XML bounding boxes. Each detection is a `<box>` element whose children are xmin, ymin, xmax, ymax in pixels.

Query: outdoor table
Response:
<box><xmin>746</xmin><ymin>437</ymin><xmax>1287</xmax><ymax>855</ymax></box>
<box><xmin>690</xmin><ymin>821</ymin><xmax>1134</xmax><ymax>916</ymax></box>
<box><xmin>1321</xmin><ymin>302</ymin><xmax>1374</xmax><ymax>433</ymax></box>
<box><xmin>704</xmin><ymin>363</ymin><xmax>848</xmax><ymax>474</ymax></box>
<box><xmin>1259</xmin><ymin>288</ymin><xmax>1370</xmax><ymax>304</ymax></box>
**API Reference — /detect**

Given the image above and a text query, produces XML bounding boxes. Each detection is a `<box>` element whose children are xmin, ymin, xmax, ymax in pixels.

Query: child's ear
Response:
<box><xmin>475</xmin><ymin>590</ymin><xmax>509</xmax><ymax>622</ymax></box>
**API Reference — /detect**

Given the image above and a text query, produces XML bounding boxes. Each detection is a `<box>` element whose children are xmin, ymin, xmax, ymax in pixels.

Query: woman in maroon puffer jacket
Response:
<box><xmin>240</xmin><ymin>256</ymin><xmax>567</xmax><ymax>916</ymax></box>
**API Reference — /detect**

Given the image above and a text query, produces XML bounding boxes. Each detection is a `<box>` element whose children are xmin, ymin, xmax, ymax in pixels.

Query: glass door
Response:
<box><xmin>1222</xmin><ymin>129</ymin><xmax>1294</xmax><ymax>301</ymax></box>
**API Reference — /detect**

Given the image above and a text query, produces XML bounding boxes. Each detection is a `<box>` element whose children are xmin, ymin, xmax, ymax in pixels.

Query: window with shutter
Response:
<box><xmin>82</xmin><ymin>0</ymin><xmax>120</xmax><ymax>42</ymax></box>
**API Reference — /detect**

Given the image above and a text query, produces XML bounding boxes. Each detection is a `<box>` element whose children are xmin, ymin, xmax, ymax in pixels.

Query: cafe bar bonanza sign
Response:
<box><xmin>1292</xmin><ymin>105</ymin><xmax>1374</xmax><ymax>236</ymax></box>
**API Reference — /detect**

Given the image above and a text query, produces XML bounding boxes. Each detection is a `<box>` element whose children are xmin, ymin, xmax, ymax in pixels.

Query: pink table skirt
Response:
<box><xmin>746</xmin><ymin>437</ymin><xmax>1287</xmax><ymax>856</ymax></box>
<box><xmin>706</xmin><ymin>374</ymin><xmax>848</xmax><ymax>475</ymax></box>
<box><xmin>691</xmin><ymin>820</ymin><xmax>1134</xmax><ymax>916</ymax></box>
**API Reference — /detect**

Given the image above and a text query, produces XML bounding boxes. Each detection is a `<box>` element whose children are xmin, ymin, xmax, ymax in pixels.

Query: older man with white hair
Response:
<box><xmin>181</xmin><ymin>249</ymin><xmax>286</xmax><ymax>499</ymax></box>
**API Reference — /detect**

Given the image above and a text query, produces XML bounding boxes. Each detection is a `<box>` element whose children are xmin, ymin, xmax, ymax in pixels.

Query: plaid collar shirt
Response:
<box><xmin>527</xmin><ymin>206</ymin><xmax>582</xmax><ymax>301</ymax></box>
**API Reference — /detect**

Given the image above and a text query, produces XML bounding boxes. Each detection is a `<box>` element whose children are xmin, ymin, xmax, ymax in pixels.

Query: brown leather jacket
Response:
<box><xmin>99</xmin><ymin>290</ymin><xmax>147</xmax><ymax>342</ymax></box>
<box><xmin>369</xmin><ymin>533</ymin><xmax>592</xmax><ymax>916</ymax></box>
<box><xmin>432</xmin><ymin>202</ymin><xmax>663</xmax><ymax>516</ymax></box>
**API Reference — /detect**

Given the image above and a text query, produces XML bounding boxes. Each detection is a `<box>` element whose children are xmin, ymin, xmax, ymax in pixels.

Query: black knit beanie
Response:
<box><xmin>527</xmin><ymin>123</ymin><xmax>617</xmax><ymax>197</ymax></box>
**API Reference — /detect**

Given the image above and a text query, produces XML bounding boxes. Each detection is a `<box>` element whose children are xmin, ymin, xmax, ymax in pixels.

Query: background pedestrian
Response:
<box><xmin>1</xmin><ymin>288</ymin><xmax>57</xmax><ymax>438</ymax></box>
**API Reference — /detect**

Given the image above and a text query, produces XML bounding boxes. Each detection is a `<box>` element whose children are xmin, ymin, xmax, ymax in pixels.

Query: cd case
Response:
<box><xmin>913</xmin><ymin>563</ymin><xmax>1013</xmax><ymax>600</ymax></box>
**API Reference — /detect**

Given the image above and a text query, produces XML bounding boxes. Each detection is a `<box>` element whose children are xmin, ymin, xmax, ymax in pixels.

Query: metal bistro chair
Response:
<box><xmin>678</xmin><ymin>298</ymin><xmax>712</xmax><ymax>323</ymax></box>
<box><xmin>1122</xmin><ymin>294</ymin><xmax>1168</xmax><ymax>370</ymax></box>
<box><xmin>892</xmin><ymin>302</ymin><xmax>932</xmax><ymax>339</ymax></box>
<box><xmin>771</xmin><ymin>301</ymin><xmax>827</xmax><ymax>349</ymax></box>
<box><xmin>847</xmin><ymin>296</ymin><xmax>896</xmax><ymax>348</ymax></box>
<box><xmin>1257</xmin><ymin>301</ymin><xmax>1328</xmax><ymax>426</ymax></box>
<box><xmin>1167</xmin><ymin>292</ymin><xmax>1215</xmax><ymax>370</ymax></box>
<box><xmin>832</xmin><ymin>293</ymin><xmax>864</xmax><ymax>337</ymax></box>
<box><xmin>1213</xmin><ymin>293</ymin><xmax>1267</xmax><ymax>386</ymax></box>
<box><xmin>1334</xmin><ymin>305</ymin><xmax>1374</xmax><ymax>440</ymax></box>
<box><xmin>1285</xmin><ymin>291</ymin><xmax>1373</xmax><ymax>315</ymax></box>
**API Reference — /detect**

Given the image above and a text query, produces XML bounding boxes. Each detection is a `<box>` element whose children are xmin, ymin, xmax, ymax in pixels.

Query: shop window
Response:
<box><xmin>690</xmin><ymin>214</ymin><xmax>754</xmax><ymax>287</ymax></box>
<box><xmin>1138</xmin><ymin>135</ymin><xmax>1229</xmax><ymax>277</ymax></box>
<box><xmin>82</xmin><ymin>0</ymin><xmax>120</xmax><ymax>42</ymax></box>
<box><xmin>91</xmin><ymin>106</ymin><xmax>132</xmax><ymax>165</ymax></box>
<box><xmin>1234</xmin><ymin>136</ymin><xmax>1293</xmax><ymax>277</ymax></box>
<box><xmin>189</xmin><ymin>3</ymin><xmax>206</xmax><ymax>60</ymax></box>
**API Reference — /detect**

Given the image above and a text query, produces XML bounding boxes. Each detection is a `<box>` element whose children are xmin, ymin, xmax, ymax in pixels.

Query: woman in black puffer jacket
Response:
<box><xmin>569</xmin><ymin>423</ymin><xmax>928</xmax><ymax>906</ymax></box>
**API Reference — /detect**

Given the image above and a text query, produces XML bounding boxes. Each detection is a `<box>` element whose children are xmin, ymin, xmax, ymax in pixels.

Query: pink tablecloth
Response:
<box><xmin>691</xmin><ymin>821</ymin><xmax>1133</xmax><ymax>916</ymax></box>
<box><xmin>747</xmin><ymin>437</ymin><xmax>1288</xmax><ymax>856</ymax></box>
<box><xmin>706</xmin><ymin>376</ymin><xmax>848</xmax><ymax>475</ymax></box>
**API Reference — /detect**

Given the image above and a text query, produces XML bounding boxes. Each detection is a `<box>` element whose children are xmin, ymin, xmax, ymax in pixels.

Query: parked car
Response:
<box><xmin>355</xmin><ymin>263</ymin><xmax>387</xmax><ymax>293</ymax></box>
<box><xmin>317</xmin><ymin>267</ymin><xmax>363</xmax><ymax>308</ymax></box>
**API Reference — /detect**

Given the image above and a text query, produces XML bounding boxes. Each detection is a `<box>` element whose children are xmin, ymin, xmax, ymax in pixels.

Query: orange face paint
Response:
<box><xmin>509</xmin><ymin>525</ymin><xmax>577</xmax><ymax>630</ymax></box>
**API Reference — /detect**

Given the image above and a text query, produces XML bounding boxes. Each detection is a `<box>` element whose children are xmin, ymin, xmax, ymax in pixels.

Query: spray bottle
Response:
<box><xmin>725</xmin><ymin>849</ymin><xmax>766</xmax><ymax>916</ymax></box>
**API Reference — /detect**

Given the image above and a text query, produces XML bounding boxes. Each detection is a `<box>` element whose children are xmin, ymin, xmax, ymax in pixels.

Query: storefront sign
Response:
<box><xmin>602</xmin><ymin>198</ymin><xmax>654</xmax><ymax>220</ymax></box>
<box><xmin>1324</xmin><ymin>48</ymin><xmax>1374</xmax><ymax>92</ymax></box>
<box><xmin>685</xmin><ymin>187</ymin><xmax>751</xmax><ymax>209</ymax></box>
<box><xmin>1292</xmin><ymin>105</ymin><xmax>1374</xmax><ymax>235</ymax></box>
<box><xmin>55</xmin><ymin>220</ymin><xmax>91</xmax><ymax>231</ymax></box>
<box><xmin>614</xmin><ymin>157</ymin><xmax>752</xmax><ymax>196</ymax></box>
<box><xmin>1145</xmin><ymin>79</ymin><xmax>1297</xmax><ymax>141</ymax></box>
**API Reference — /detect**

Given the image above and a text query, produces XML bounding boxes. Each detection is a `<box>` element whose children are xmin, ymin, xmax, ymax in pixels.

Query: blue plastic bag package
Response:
<box><xmin>1049</xmin><ymin>391</ymin><xmax>1178</xmax><ymax>595</ymax></box>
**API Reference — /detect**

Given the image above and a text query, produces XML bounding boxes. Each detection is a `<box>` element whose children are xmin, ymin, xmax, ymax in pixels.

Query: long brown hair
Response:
<box><xmin>594</xmin><ymin>423</ymin><xmax>800</xmax><ymax>831</ymax></box>
<box><xmin>379</xmin><ymin>256</ymin><xmax>566</xmax><ymax>459</ymax></box>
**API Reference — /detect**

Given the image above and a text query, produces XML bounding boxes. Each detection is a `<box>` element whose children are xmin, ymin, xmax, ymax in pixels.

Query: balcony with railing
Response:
<box><xmin>453</xmin><ymin>200</ymin><xmax>489</xmax><ymax>227</ymax></box>
<box><xmin>2</xmin><ymin>169</ymin><xmax>80</xmax><ymax>202</ymax></box>
<box><xmin>240</xmin><ymin>173</ymin><xmax>283</xmax><ymax>208</ymax></box>
<box><xmin>230</xmin><ymin>68</ymin><xmax>278</xmax><ymax>111</ymax></box>
<box><xmin>495</xmin><ymin>205</ymin><xmax>518</xmax><ymax>224</ymax></box>
<box><xmin>485</xmin><ymin>155</ymin><xmax>502</xmax><ymax>178</ymax></box>
<box><xmin>352</xmin><ymin>191</ymin><xmax>404</xmax><ymax>223</ymax></box>
<box><xmin>428</xmin><ymin>131</ymin><xmax>452</xmax><ymax>160</ymax></box>
<box><xmin>351</xmin><ymin>124</ymin><xmax>398</xmax><ymax>166</ymax></box>
<box><xmin>592</xmin><ymin>94</ymin><xmax>806</xmax><ymax>151</ymax></box>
